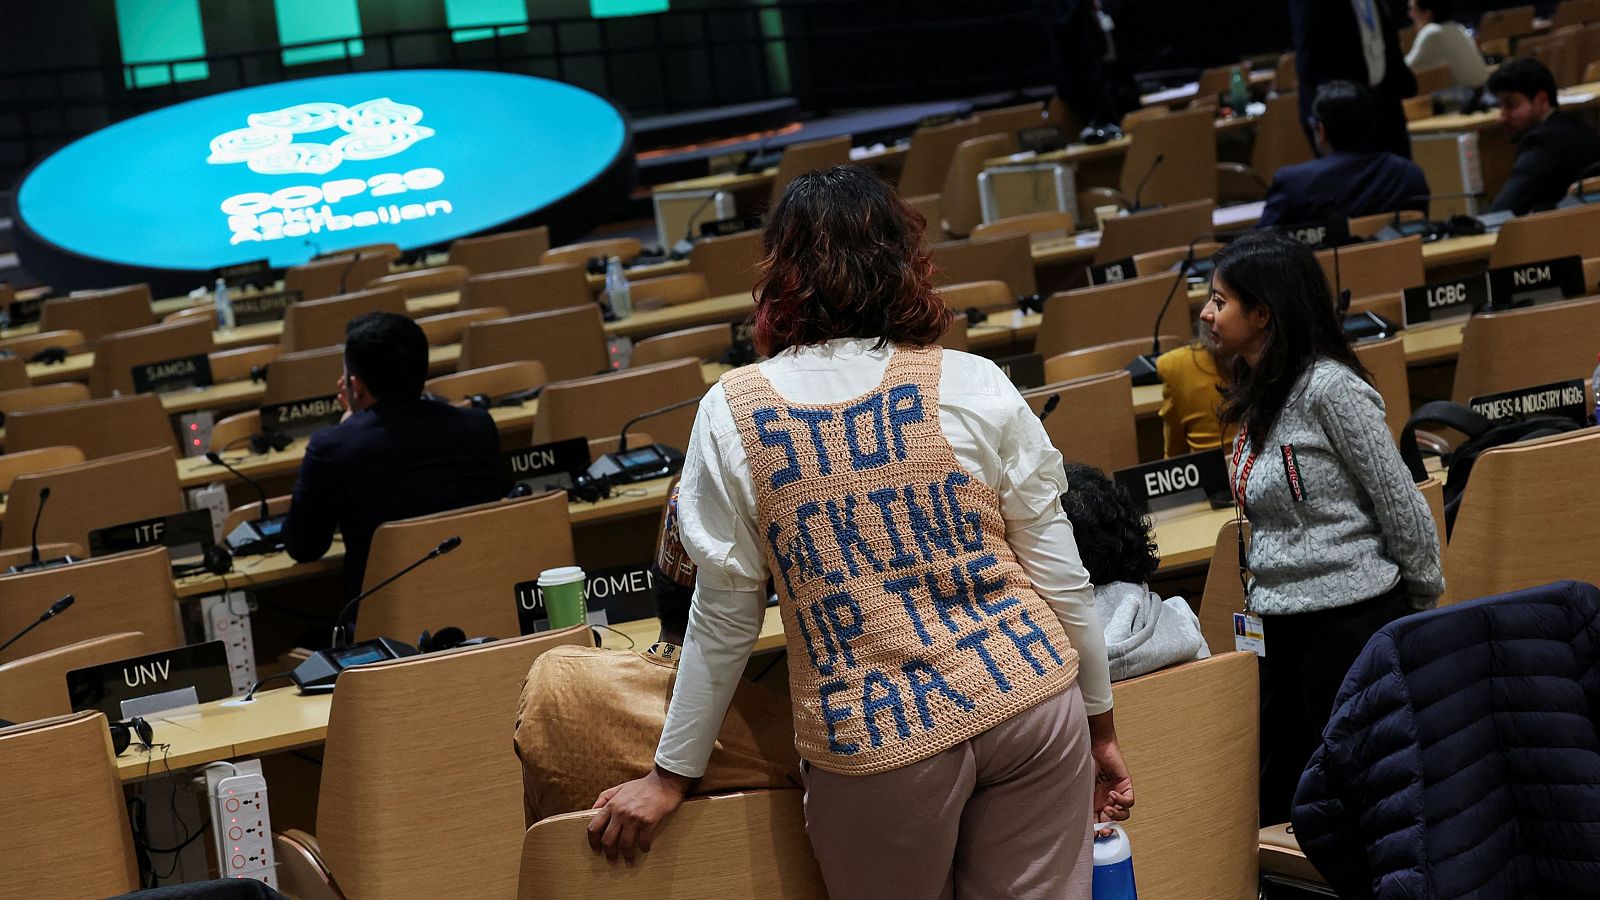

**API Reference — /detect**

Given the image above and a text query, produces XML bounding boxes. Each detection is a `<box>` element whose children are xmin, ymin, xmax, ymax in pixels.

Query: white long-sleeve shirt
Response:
<box><xmin>655</xmin><ymin>338</ymin><xmax>1112</xmax><ymax>778</ymax></box>
<box><xmin>1405</xmin><ymin>21</ymin><xmax>1489</xmax><ymax>89</ymax></box>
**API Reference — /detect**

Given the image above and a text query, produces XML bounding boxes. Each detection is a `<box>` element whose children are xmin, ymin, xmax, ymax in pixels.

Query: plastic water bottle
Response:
<box><xmin>1591</xmin><ymin>352</ymin><xmax>1600</xmax><ymax>425</ymax></box>
<box><xmin>1228</xmin><ymin>67</ymin><xmax>1249</xmax><ymax>113</ymax></box>
<box><xmin>213</xmin><ymin>277</ymin><xmax>235</xmax><ymax>331</ymax></box>
<box><xmin>1092</xmin><ymin>823</ymin><xmax>1137</xmax><ymax>900</ymax></box>
<box><xmin>604</xmin><ymin>257</ymin><xmax>632</xmax><ymax>320</ymax></box>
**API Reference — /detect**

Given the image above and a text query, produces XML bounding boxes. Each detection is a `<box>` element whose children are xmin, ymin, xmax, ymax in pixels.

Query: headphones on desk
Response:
<box><xmin>249</xmin><ymin>363</ymin><xmax>271</xmax><ymax>384</ymax></box>
<box><xmin>172</xmin><ymin>543</ymin><xmax>234</xmax><ymax>579</ymax></box>
<box><xmin>567</xmin><ymin>470</ymin><xmax>615</xmax><ymax>504</ymax></box>
<box><xmin>250</xmin><ymin>430</ymin><xmax>293</xmax><ymax>455</ymax></box>
<box><xmin>28</xmin><ymin>346</ymin><xmax>67</xmax><ymax>365</ymax></box>
<box><xmin>416</xmin><ymin>627</ymin><xmax>496</xmax><ymax>653</ymax></box>
<box><xmin>1016</xmin><ymin>294</ymin><xmax>1046</xmax><ymax>315</ymax></box>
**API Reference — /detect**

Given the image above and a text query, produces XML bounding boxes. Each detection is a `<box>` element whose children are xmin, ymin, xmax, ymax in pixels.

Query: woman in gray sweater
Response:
<box><xmin>1199</xmin><ymin>232</ymin><xmax>1444</xmax><ymax>825</ymax></box>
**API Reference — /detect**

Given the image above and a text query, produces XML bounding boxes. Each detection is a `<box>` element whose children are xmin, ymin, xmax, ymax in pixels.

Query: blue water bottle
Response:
<box><xmin>1092</xmin><ymin>823</ymin><xmax>1138</xmax><ymax>900</ymax></box>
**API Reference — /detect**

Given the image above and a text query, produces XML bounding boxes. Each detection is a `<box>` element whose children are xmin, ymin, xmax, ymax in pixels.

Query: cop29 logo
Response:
<box><xmin>207</xmin><ymin>97</ymin><xmax>434</xmax><ymax>176</ymax></box>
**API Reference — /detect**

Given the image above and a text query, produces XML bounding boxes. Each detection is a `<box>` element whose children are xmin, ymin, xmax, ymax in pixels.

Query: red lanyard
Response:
<box><xmin>1231</xmin><ymin>428</ymin><xmax>1259</xmax><ymax>504</ymax></box>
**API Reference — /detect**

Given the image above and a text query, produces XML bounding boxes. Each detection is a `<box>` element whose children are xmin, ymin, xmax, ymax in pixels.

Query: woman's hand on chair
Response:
<box><xmin>587</xmin><ymin>765</ymin><xmax>693</xmax><ymax>864</ymax></box>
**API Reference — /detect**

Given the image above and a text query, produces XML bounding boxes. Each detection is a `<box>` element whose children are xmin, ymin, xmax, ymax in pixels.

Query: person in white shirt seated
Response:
<box><xmin>1405</xmin><ymin>0</ymin><xmax>1489</xmax><ymax>89</ymax></box>
<box><xmin>1059</xmin><ymin>463</ymin><xmax>1208</xmax><ymax>681</ymax></box>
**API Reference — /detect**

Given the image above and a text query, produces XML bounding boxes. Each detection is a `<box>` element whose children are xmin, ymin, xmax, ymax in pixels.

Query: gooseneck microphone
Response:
<box><xmin>1037</xmin><ymin>394</ymin><xmax>1061</xmax><ymax>422</ymax></box>
<box><xmin>336</xmin><ymin>251</ymin><xmax>365</xmax><ymax>295</ymax></box>
<box><xmin>673</xmin><ymin>193</ymin><xmax>721</xmax><ymax>258</ymax></box>
<box><xmin>617</xmin><ymin>397</ymin><xmax>704</xmax><ymax>454</ymax></box>
<box><xmin>1129</xmin><ymin>153</ymin><xmax>1166</xmax><ymax>213</ymax></box>
<box><xmin>0</xmin><ymin>594</ymin><xmax>74</xmax><ymax>656</ymax></box>
<box><xmin>206</xmin><ymin>452</ymin><xmax>271</xmax><ymax>522</ymax></box>
<box><xmin>1125</xmin><ymin>231</ymin><xmax>1235</xmax><ymax>385</ymax></box>
<box><xmin>331</xmin><ymin>536</ymin><xmax>461</xmax><ymax>647</ymax></box>
<box><xmin>29</xmin><ymin>486</ymin><xmax>50</xmax><ymax>567</ymax></box>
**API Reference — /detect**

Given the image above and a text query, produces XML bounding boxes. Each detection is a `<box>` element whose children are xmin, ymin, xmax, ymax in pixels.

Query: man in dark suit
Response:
<box><xmin>283</xmin><ymin>311</ymin><xmax>507</xmax><ymax>603</ymax></box>
<box><xmin>1487</xmin><ymin>57</ymin><xmax>1600</xmax><ymax>214</ymax></box>
<box><xmin>1258</xmin><ymin>80</ymin><xmax>1430</xmax><ymax>228</ymax></box>
<box><xmin>1290</xmin><ymin>0</ymin><xmax>1417</xmax><ymax>159</ymax></box>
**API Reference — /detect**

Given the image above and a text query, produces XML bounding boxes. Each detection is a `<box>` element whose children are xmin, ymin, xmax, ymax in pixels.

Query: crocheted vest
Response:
<box><xmin>722</xmin><ymin>346</ymin><xmax>1078</xmax><ymax>775</ymax></box>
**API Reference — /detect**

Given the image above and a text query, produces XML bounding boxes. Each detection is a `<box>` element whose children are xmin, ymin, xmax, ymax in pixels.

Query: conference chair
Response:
<box><xmin>1554</xmin><ymin>0</ymin><xmax>1600</xmax><ymax>28</ymax></box>
<box><xmin>768</xmin><ymin>135</ymin><xmax>852</xmax><ymax>208</ymax></box>
<box><xmin>448</xmin><ymin>225</ymin><xmax>552</xmax><ymax>274</ymax></box>
<box><xmin>688</xmin><ymin>230</ymin><xmax>764</xmax><ymax>297</ymax></box>
<box><xmin>1349</xmin><ymin>209</ymin><xmax>1424</xmax><ymax>238</ymax></box>
<box><xmin>1133</xmin><ymin>241</ymin><xmax>1224</xmax><ymax>277</ymax></box>
<box><xmin>1043</xmin><ymin>335</ymin><xmax>1184</xmax><ymax>384</ymax></box>
<box><xmin>87</xmin><ymin>318</ymin><xmax>215</xmax><ymax>398</ymax></box>
<box><xmin>1095</xmin><ymin>200</ymin><xmax>1216</xmax><ymax>264</ymax></box>
<box><xmin>1412</xmin><ymin>63</ymin><xmax>1453</xmax><ymax>95</ymax></box>
<box><xmin>456</xmin><ymin>305</ymin><xmax>609</xmax><ymax>380</ymax></box>
<box><xmin>533</xmin><ymin>357</ymin><xmax>706</xmax><ymax>451</ymax></box>
<box><xmin>0</xmin><ymin>355</ymin><xmax>25</xmax><ymax>392</ymax></box>
<box><xmin>1450</xmin><ymin>295</ymin><xmax>1600</xmax><ymax>404</ymax></box>
<box><xmin>1477</xmin><ymin>5</ymin><xmax>1535</xmax><ymax>44</ymax></box>
<box><xmin>940</xmin><ymin>311</ymin><xmax>970</xmax><ymax>351</ymax></box>
<box><xmin>906</xmin><ymin>193</ymin><xmax>947</xmax><ymax>242</ymax></box>
<box><xmin>1035</xmin><ymin>272</ymin><xmax>1190</xmax><ymax>358</ymax></box>
<box><xmin>1353</xmin><ymin>335</ymin><xmax>1411</xmax><ymax>441</ymax></box>
<box><xmin>1316</xmin><ymin>235</ymin><xmax>1425</xmax><ymax>302</ymax></box>
<box><xmin>283</xmin><ymin>253</ymin><xmax>392</xmax><ymax>301</ymax></box>
<box><xmin>928</xmin><ymin>233</ymin><xmax>1039</xmax><ymax>297</ymax></box>
<box><xmin>0</xmin><ymin>384</ymin><xmax>90</xmax><ymax>419</ymax></box>
<box><xmin>540</xmin><ymin>237</ymin><xmax>643</xmax><ymax>269</ymax></box>
<box><xmin>1120</xmin><ymin>106</ymin><xmax>1169</xmax><ymax>132</ymax></box>
<box><xmin>0</xmin><ymin>546</ymin><xmax>182</xmax><ymax>664</ymax></box>
<box><xmin>0</xmin><ymin>329</ymin><xmax>88</xmax><ymax>360</ymax></box>
<box><xmin>1524</xmin><ymin>30</ymin><xmax>1583</xmax><ymax>87</ymax></box>
<box><xmin>366</xmin><ymin>265</ymin><xmax>470</xmax><ymax>299</ymax></box>
<box><xmin>1245</xmin><ymin>91</ymin><xmax>1312</xmax><ymax>183</ymax></box>
<box><xmin>0</xmin><ymin>446</ymin><xmax>85</xmax><ymax>494</ymax></box>
<box><xmin>426</xmin><ymin>361</ymin><xmax>546</xmax><ymax>404</ymax></box>
<box><xmin>972</xmin><ymin>101</ymin><xmax>1048</xmax><ymax>138</ymax></box>
<box><xmin>280</xmin><ymin>286</ymin><xmax>407</xmax><ymax>352</ymax></box>
<box><xmin>1113</xmin><ymin>651</ymin><xmax>1259</xmax><ymax>900</ymax></box>
<box><xmin>896</xmin><ymin>118</ymin><xmax>979</xmax><ymax>198</ymax></box>
<box><xmin>630</xmin><ymin>324</ymin><xmax>733</xmax><ymax>367</ymax></box>
<box><xmin>937</xmin><ymin>279</ymin><xmax>1015</xmax><ymax>314</ymax></box>
<box><xmin>1120</xmin><ymin>107</ymin><xmax>1217</xmax><ymax>209</ymax></box>
<box><xmin>1197</xmin><ymin>520</ymin><xmax>1249</xmax><ymax>656</ymax></box>
<box><xmin>38</xmin><ymin>285</ymin><xmax>155</xmax><ymax>348</ymax></box>
<box><xmin>941</xmin><ymin>133</ymin><xmax>1017</xmax><ymax>238</ymax></box>
<box><xmin>1349</xmin><ymin>290</ymin><xmax>1405</xmax><ymax>325</ymax></box>
<box><xmin>207</xmin><ymin>344</ymin><xmax>281</xmax><ymax>383</ymax></box>
<box><xmin>1445</xmin><ymin>428</ymin><xmax>1600</xmax><ymax>601</ymax></box>
<box><xmin>5</xmin><ymin>393</ymin><xmax>176</xmax><ymax>460</ymax></box>
<box><xmin>969</xmin><ymin>211</ymin><xmax>1076</xmax><ymax>243</ymax></box>
<box><xmin>1</xmin><ymin>450</ymin><xmax>184</xmax><ymax>552</ymax></box>
<box><xmin>1022</xmin><ymin>371</ymin><xmax>1140</xmax><ymax>474</ymax></box>
<box><xmin>263</xmin><ymin>345</ymin><xmax>345</xmax><ymax>404</ymax></box>
<box><xmin>272</xmin><ymin>629</ymin><xmax>591</xmax><ymax>900</ymax></box>
<box><xmin>458</xmin><ymin>263</ymin><xmax>594</xmax><ymax>317</ymax></box>
<box><xmin>518</xmin><ymin>790</ymin><xmax>828</xmax><ymax>900</ymax></box>
<box><xmin>1487</xmin><ymin>203</ymin><xmax>1600</xmax><ymax>269</ymax></box>
<box><xmin>353</xmin><ymin>492</ymin><xmax>575</xmax><ymax>644</ymax></box>
<box><xmin>629</xmin><ymin>273</ymin><xmax>710</xmax><ymax>309</ymax></box>
<box><xmin>210</xmin><ymin>411</ymin><xmax>265</xmax><ymax>456</ymax></box>
<box><xmin>0</xmin><ymin>712</ymin><xmax>139</xmax><ymax>899</ymax></box>
<box><xmin>1275</xmin><ymin>52</ymin><xmax>1297</xmax><ymax>92</ymax></box>
<box><xmin>416</xmin><ymin>307</ymin><xmax>507</xmax><ymax>346</ymax></box>
<box><xmin>1581</xmin><ymin>21</ymin><xmax>1600</xmax><ymax>66</ymax></box>
<box><xmin>0</xmin><ymin>632</ymin><xmax>148</xmax><ymax>723</ymax></box>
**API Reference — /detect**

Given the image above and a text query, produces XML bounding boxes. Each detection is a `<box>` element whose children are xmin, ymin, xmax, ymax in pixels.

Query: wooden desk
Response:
<box><xmin>117</xmin><ymin>686</ymin><xmax>332</xmax><ymax>783</ymax></box>
<box><xmin>988</xmin><ymin>112</ymin><xmax>1261</xmax><ymax>175</ymax></box>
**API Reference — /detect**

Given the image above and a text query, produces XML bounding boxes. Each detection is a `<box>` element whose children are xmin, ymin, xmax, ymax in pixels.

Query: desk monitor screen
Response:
<box><xmin>68</xmin><ymin>640</ymin><xmax>233</xmax><ymax>717</ymax></box>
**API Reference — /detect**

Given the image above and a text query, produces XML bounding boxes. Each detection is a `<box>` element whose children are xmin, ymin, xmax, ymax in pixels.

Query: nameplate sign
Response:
<box><xmin>1279</xmin><ymin>217</ymin><xmax>1350</xmax><ymax>250</ymax></box>
<box><xmin>1088</xmin><ymin>256</ymin><xmax>1137</xmax><ymax>286</ymax></box>
<box><xmin>699</xmin><ymin>214</ymin><xmax>762</xmax><ymax>238</ymax></box>
<box><xmin>1402</xmin><ymin>276</ymin><xmax>1488</xmax><ymax>326</ymax></box>
<box><xmin>1114</xmin><ymin>447</ymin><xmax>1230</xmax><ymax>513</ymax></box>
<box><xmin>1468</xmin><ymin>378</ymin><xmax>1588</xmax><ymax>426</ymax></box>
<box><xmin>67</xmin><ymin>641</ymin><xmax>234</xmax><ymax>716</ymax></box>
<box><xmin>994</xmin><ymin>352</ymin><xmax>1045</xmax><ymax>389</ymax></box>
<box><xmin>88</xmin><ymin>509</ymin><xmax>216</xmax><ymax>567</ymax></box>
<box><xmin>231</xmin><ymin>288</ymin><xmax>301</xmax><ymax>327</ymax></box>
<box><xmin>261</xmin><ymin>393</ymin><xmax>342</xmax><ymax>440</ymax></box>
<box><xmin>504</xmin><ymin>437</ymin><xmax>591</xmax><ymax>492</ymax></box>
<box><xmin>211</xmin><ymin>259</ymin><xmax>271</xmax><ymax>289</ymax></box>
<box><xmin>131</xmin><ymin>354</ymin><xmax>213</xmax><ymax>394</ymax></box>
<box><xmin>916</xmin><ymin>112</ymin><xmax>958</xmax><ymax>129</ymax></box>
<box><xmin>1017</xmin><ymin>124</ymin><xmax>1066</xmax><ymax>154</ymax></box>
<box><xmin>5</xmin><ymin>296</ymin><xmax>44</xmax><ymax>327</ymax></box>
<box><xmin>513</xmin><ymin>575</ymin><xmax>615</xmax><ymax>634</ymax></box>
<box><xmin>1487</xmin><ymin>255</ymin><xmax>1585</xmax><ymax>309</ymax></box>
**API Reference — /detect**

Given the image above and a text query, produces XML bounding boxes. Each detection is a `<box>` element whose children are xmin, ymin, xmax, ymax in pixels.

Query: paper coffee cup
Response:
<box><xmin>537</xmin><ymin>566</ymin><xmax>587</xmax><ymax>629</ymax></box>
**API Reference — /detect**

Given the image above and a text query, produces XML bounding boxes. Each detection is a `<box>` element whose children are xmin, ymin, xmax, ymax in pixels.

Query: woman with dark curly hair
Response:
<box><xmin>589</xmin><ymin>165</ymin><xmax>1129</xmax><ymax>898</ymax></box>
<box><xmin>1059</xmin><ymin>463</ymin><xmax>1207</xmax><ymax>681</ymax></box>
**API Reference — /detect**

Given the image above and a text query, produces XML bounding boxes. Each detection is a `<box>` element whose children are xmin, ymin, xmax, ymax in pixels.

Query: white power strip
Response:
<box><xmin>202</xmin><ymin>593</ymin><xmax>256</xmax><ymax>696</ymax></box>
<box><xmin>188</xmin><ymin>483</ymin><xmax>231</xmax><ymax>544</ymax></box>
<box><xmin>206</xmin><ymin>760</ymin><xmax>277</xmax><ymax>887</ymax></box>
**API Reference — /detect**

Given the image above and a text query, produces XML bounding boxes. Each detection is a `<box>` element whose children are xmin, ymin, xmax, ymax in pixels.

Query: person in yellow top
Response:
<box><xmin>1155</xmin><ymin>333</ymin><xmax>1230</xmax><ymax>457</ymax></box>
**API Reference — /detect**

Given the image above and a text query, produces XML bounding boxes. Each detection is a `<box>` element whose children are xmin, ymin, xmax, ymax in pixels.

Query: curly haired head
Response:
<box><xmin>752</xmin><ymin>165</ymin><xmax>951</xmax><ymax>356</ymax></box>
<box><xmin>1059</xmin><ymin>463</ymin><xmax>1161</xmax><ymax>587</ymax></box>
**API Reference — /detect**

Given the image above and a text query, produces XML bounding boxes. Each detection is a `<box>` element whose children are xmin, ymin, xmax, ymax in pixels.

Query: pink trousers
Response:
<box><xmin>800</xmin><ymin>684</ymin><xmax>1095</xmax><ymax>899</ymax></box>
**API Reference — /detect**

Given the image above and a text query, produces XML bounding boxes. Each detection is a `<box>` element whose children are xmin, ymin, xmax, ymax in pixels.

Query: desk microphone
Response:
<box><xmin>586</xmin><ymin>396</ymin><xmax>703</xmax><ymax>486</ymax></box>
<box><xmin>0</xmin><ymin>594</ymin><xmax>73</xmax><ymax>656</ymax></box>
<box><xmin>672</xmin><ymin>193</ymin><xmax>721</xmax><ymax>259</ymax></box>
<box><xmin>1129</xmin><ymin>153</ymin><xmax>1166</xmax><ymax>212</ymax></box>
<box><xmin>618</xmin><ymin>396</ymin><xmax>703</xmax><ymax>454</ymax></box>
<box><xmin>205</xmin><ymin>452</ymin><xmax>271</xmax><ymax>522</ymax></box>
<box><xmin>336</xmin><ymin>251</ymin><xmax>364</xmax><ymax>295</ymax></box>
<box><xmin>1037</xmin><ymin>394</ymin><xmax>1060</xmax><ymax>422</ymax></box>
<box><xmin>7</xmin><ymin>488</ymin><xmax>78</xmax><ymax>574</ymax></box>
<box><xmin>331</xmin><ymin>536</ymin><xmax>461</xmax><ymax>647</ymax></box>
<box><xmin>1125</xmin><ymin>231</ymin><xmax>1237</xmax><ymax>386</ymax></box>
<box><xmin>1379</xmin><ymin>192</ymin><xmax>1488</xmax><ymax>241</ymax></box>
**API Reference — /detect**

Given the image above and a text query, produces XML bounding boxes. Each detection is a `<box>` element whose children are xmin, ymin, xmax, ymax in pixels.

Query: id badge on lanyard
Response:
<box><xmin>1230</xmin><ymin>430</ymin><xmax>1265</xmax><ymax>657</ymax></box>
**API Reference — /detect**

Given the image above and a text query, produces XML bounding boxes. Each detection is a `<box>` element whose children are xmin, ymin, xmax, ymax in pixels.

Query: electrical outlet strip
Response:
<box><xmin>207</xmin><ymin>761</ymin><xmax>277</xmax><ymax>887</ymax></box>
<box><xmin>178</xmin><ymin>411</ymin><xmax>216</xmax><ymax>458</ymax></box>
<box><xmin>188</xmin><ymin>483</ymin><xmax>231</xmax><ymax>544</ymax></box>
<box><xmin>201</xmin><ymin>593</ymin><xmax>256</xmax><ymax>696</ymax></box>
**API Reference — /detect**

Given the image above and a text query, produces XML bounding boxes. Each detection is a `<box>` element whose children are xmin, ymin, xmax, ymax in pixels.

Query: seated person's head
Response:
<box><xmin>1488</xmin><ymin>57</ymin><xmax>1559</xmax><ymax>140</ymax></box>
<box><xmin>1407</xmin><ymin>0</ymin><xmax>1453</xmax><ymax>25</ymax></box>
<box><xmin>1310</xmin><ymin>81</ymin><xmax>1380</xmax><ymax>155</ymax></box>
<box><xmin>1059</xmin><ymin>464</ymin><xmax>1161</xmax><ymax>588</ymax></box>
<box><xmin>653</xmin><ymin>484</ymin><xmax>697</xmax><ymax>644</ymax></box>
<box><xmin>342</xmin><ymin>311</ymin><xmax>428</xmax><ymax>411</ymax></box>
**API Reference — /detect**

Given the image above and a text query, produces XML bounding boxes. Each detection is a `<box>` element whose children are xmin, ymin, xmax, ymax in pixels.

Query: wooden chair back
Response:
<box><xmin>1315</xmin><ymin>235</ymin><xmax>1425</xmax><ymax>301</ymax></box>
<box><xmin>1120</xmin><ymin>105</ymin><xmax>1169</xmax><ymax>132</ymax></box>
<box><xmin>316</xmin><ymin>629</ymin><xmax>592</xmax><ymax>899</ymax></box>
<box><xmin>1348</xmin><ymin>209</ymin><xmax>1424</xmax><ymax>238</ymax></box>
<box><xmin>0</xmin><ymin>546</ymin><xmax>181</xmax><ymax>663</ymax></box>
<box><xmin>1096</xmin><ymin>199</ymin><xmax>1216</xmax><ymax>264</ymax></box>
<box><xmin>425</xmin><ymin>361</ymin><xmax>547</xmax><ymax>403</ymax></box>
<box><xmin>533</xmin><ymin>357</ymin><xmax>706</xmax><ymax>451</ymax></box>
<box><xmin>969</xmin><ymin>210</ymin><xmax>1075</xmax><ymax>242</ymax></box>
<box><xmin>630</xmin><ymin>273</ymin><xmax>709</xmax><ymax>309</ymax></box>
<box><xmin>6</xmin><ymin>393</ymin><xmax>176</xmax><ymax>460</ymax></box>
<box><xmin>1120</xmin><ymin>107</ymin><xmax>1217</xmax><ymax>209</ymax></box>
<box><xmin>414</xmin><ymin>309</ymin><xmax>502</xmax><ymax>349</ymax></box>
<box><xmin>1446</xmin><ymin>428</ymin><xmax>1600</xmax><ymax>602</ymax></box>
<box><xmin>937</xmin><ymin>279</ymin><xmax>1015</xmax><ymax>314</ymax></box>
<box><xmin>1452</xmin><ymin>295</ymin><xmax>1600</xmax><ymax>403</ymax></box>
<box><xmin>0</xmin><ymin>712</ymin><xmax>139</xmax><ymax>898</ymax></box>
<box><xmin>0</xmin><ymin>330</ymin><xmax>87</xmax><ymax>359</ymax></box>
<box><xmin>630</xmin><ymin>324</ymin><xmax>733</xmax><ymax>367</ymax></box>
<box><xmin>1478</xmin><ymin>5</ymin><xmax>1535</xmax><ymax>44</ymax></box>
<box><xmin>1036</xmin><ymin>272</ymin><xmax>1190</xmax><ymax>358</ymax></box>
<box><xmin>0</xmin><ymin>632</ymin><xmax>149</xmax><ymax>723</ymax></box>
<box><xmin>1198</xmin><ymin>520</ymin><xmax>1249</xmax><ymax>655</ymax></box>
<box><xmin>1111</xmin><ymin>651</ymin><xmax>1259</xmax><ymax>900</ymax></box>
<box><xmin>283</xmin><ymin>253</ymin><xmax>392</xmax><ymax>301</ymax></box>
<box><xmin>1022</xmin><ymin>371</ymin><xmax>1140</xmax><ymax>473</ymax></box>
<box><xmin>208</xmin><ymin>344</ymin><xmax>281</xmax><ymax>383</ymax></box>
<box><xmin>769</xmin><ymin>136</ymin><xmax>853</xmax><ymax>208</ymax></box>
<box><xmin>688</xmin><ymin>230</ymin><xmax>764</xmax><ymax>298</ymax></box>
<box><xmin>940</xmin><ymin>311</ymin><xmax>970</xmax><ymax>351</ymax></box>
<box><xmin>1353</xmin><ymin>335</ymin><xmax>1410</xmax><ymax>441</ymax></box>
<box><xmin>1133</xmin><ymin>242</ymin><xmax>1224</xmax><ymax>278</ymax></box>
<box><xmin>0</xmin><ymin>355</ymin><xmax>25</xmax><ymax>392</ymax></box>
<box><xmin>1487</xmin><ymin>203</ymin><xmax>1600</xmax><ymax>268</ymax></box>
<box><xmin>1413</xmin><ymin>63</ymin><xmax>1453</xmax><ymax>94</ymax></box>
<box><xmin>88</xmin><ymin>318</ymin><xmax>214</xmax><ymax>398</ymax></box>
<box><xmin>1044</xmin><ymin>335</ymin><xmax>1183</xmax><ymax>384</ymax></box>
<box><xmin>448</xmin><ymin>226</ymin><xmax>552</xmax><ymax>274</ymax></box>
<box><xmin>1418</xmin><ymin>476</ymin><xmax>1451</xmax><ymax>605</ymax></box>
<box><xmin>1275</xmin><ymin>52</ymin><xmax>1297</xmax><ymax>92</ymax></box>
<box><xmin>457</xmin><ymin>305</ymin><xmax>609</xmax><ymax>381</ymax></box>
<box><xmin>209</xmin><ymin>411</ymin><xmax>260</xmax><ymax>456</ymax></box>
<box><xmin>318</xmin><ymin>242</ymin><xmax>401</xmax><ymax>263</ymax></box>
<box><xmin>1196</xmin><ymin>61</ymin><xmax>1249</xmax><ymax>100</ymax></box>
<box><xmin>1</xmin><ymin>450</ymin><xmax>184</xmax><ymax>552</ymax></box>
<box><xmin>354</xmin><ymin>493</ymin><xmax>575</xmax><ymax>643</ymax></box>
<box><xmin>972</xmin><ymin>101</ymin><xmax>1048</xmax><ymax>138</ymax></box>
<box><xmin>280</xmin><ymin>286</ymin><xmax>407</xmax><ymax>352</ymax></box>
<box><xmin>1554</xmin><ymin>0</ymin><xmax>1600</xmax><ymax>28</ymax></box>
<box><xmin>0</xmin><ymin>446</ymin><xmax>86</xmax><ymax>494</ymax></box>
<box><xmin>0</xmin><ymin>384</ymin><xmax>91</xmax><ymax>419</ymax></box>
<box><xmin>1349</xmin><ymin>290</ymin><xmax>1405</xmax><ymax>325</ymax></box>
<box><xmin>941</xmin><ymin>133</ymin><xmax>1017</xmax><ymax>238</ymax></box>
<box><xmin>928</xmin><ymin>233</ymin><xmax>1038</xmax><ymax>296</ymax></box>
<box><xmin>264</xmin><ymin>345</ymin><xmax>345</xmax><ymax>404</ymax></box>
<box><xmin>897</xmin><ymin>119</ymin><xmax>979</xmax><ymax>198</ymax></box>
<box><xmin>541</xmin><ymin>237</ymin><xmax>643</xmax><ymax>269</ymax></box>
<box><xmin>39</xmin><ymin>285</ymin><xmax>155</xmax><ymax>348</ymax></box>
<box><xmin>366</xmin><ymin>265</ymin><xmax>470</xmax><ymax>299</ymax></box>
<box><xmin>518</xmin><ymin>790</ymin><xmax>827</xmax><ymax>900</ymax></box>
<box><xmin>459</xmin><ymin>263</ymin><xmax>593</xmax><ymax>317</ymax></box>
<box><xmin>1524</xmin><ymin>31</ymin><xmax>1582</xmax><ymax>87</ymax></box>
<box><xmin>906</xmin><ymin>193</ymin><xmax>946</xmax><ymax>242</ymax></box>
<box><xmin>1250</xmin><ymin>91</ymin><xmax>1313</xmax><ymax>179</ymax></box>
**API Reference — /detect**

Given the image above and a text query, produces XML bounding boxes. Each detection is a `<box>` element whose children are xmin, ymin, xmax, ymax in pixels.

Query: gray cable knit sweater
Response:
<box><xmin>1237</xmin><ymin>358</ymin><xmax>1445</xmax><ymax>616</ymax></box>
